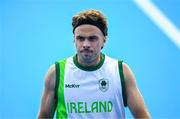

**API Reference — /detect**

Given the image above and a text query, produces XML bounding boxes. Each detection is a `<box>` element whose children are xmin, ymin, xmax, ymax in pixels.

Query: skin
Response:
<box><xmin>38</xmin><ymin>24</ymin><xmax>150</xmax><ymax>118</ymax></box>
<box><xmin>123</xmin><ymin>63</ymin><xmax>150</xmax><ymax>118</ymax></box>
<box><xmin>73</xmin><ymin>25</ymin><xmax>106</xmax><ymax>66</ymax></box>
<box><xmin>37</xmin><ymin>64</ymin><xmax>57</xmax><ymax>118</ymax></box>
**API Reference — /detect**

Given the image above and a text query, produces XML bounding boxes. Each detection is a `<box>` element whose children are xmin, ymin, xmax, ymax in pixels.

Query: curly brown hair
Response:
<box><xmin>72</xmin><ymin>10</ymin><xmax>108</xmax><ymax>36</ymax></box>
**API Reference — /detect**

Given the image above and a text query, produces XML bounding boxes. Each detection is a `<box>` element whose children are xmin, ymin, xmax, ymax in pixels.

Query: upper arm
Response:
<box><xmin>123</xmin><ymin>63</ymin><xmax>150</xmax><ymax>118</ymax></box>
<box><xmin>38</xmin><ymin>64</ymin><xmax>57</xmax><ymax>118</ymax></box>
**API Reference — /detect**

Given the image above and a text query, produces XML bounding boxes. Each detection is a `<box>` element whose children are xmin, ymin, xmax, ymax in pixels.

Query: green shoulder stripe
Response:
<box><xmin>55</xmin><ymin>59</ymin><xmax>68</xmax><ymax>119</ymax></box>
<box><xmin>118</xmin><ymin>60</ymin><xmax>127</xmax><ymax>107</ymax></box>
<box><xmin>55</xmin><ymin>61</ymin><xmax>60</xmax><ymax>100</ymax></box>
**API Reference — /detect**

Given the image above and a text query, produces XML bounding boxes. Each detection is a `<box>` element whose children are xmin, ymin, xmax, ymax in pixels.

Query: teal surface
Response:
<box><xmin>0</xmin><ymin>0</ymin><xmax>180</xmax><ymax>118</ymax></box>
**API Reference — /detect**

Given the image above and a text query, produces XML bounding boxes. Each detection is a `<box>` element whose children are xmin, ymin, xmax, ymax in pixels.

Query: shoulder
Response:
<box><xmin>122</xmin><ymin>62</ymin><xmax>132</xmax><ymax>77</ymax></box>
<box><xmin>122</xmin><ymin>62</ymin><xmax>136</xmax><ymax>88</ymax></box>
<box><xmin>44</xmin><ymin>64</ymin><xmax>56</xmax><ymax>90</ymax></box>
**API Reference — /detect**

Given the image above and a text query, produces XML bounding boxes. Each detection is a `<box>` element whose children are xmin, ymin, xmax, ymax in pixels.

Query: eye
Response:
<box><xmin>88</xmin><ymin>36</ymin><xmax>98</xmax><ymax>42</ymax></box>
<box><xmin>76</xmin><ymin>36</ymin><xmax>85</xmax><ymax>42</ymax></box>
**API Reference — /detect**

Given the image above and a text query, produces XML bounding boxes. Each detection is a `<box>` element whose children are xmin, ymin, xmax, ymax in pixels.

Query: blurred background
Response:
<box><xmin>0</xmin><ymin>0</ymin><xmax>180</xmax><ymax>118</ymax></box>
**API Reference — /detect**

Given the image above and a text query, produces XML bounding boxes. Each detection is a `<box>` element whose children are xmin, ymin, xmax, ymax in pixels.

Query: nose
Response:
<box><xmin>82</xmin><ymin>40</ymin><xmax>90</xmax><ymax>49</ymax></box>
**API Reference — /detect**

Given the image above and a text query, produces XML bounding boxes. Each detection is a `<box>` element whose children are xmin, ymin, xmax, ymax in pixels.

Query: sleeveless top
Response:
<box><xmin>55</xmin><ymin>53</ymin><xmax>127</xmax><ymax>119</ymax></box>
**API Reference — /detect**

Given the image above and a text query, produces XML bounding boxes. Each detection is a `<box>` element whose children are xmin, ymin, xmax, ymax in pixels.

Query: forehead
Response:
<box><xmin>74</xmin><ymin>24</ymin><xmax>103</xmax><ymax>36</ymax></box>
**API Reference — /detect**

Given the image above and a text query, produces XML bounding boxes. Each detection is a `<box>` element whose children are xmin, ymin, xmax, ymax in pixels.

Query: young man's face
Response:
<box><xmin>74</xmin><ymin>24</ymin><xmax>106</xmax><ymax>65</ymax></box>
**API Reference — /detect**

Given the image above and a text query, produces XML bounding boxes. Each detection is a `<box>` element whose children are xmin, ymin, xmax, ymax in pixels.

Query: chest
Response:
<box><xmin>63</xmin><ymin>65</ymin><xmax>121</xmax><ymax>102</ymax></box>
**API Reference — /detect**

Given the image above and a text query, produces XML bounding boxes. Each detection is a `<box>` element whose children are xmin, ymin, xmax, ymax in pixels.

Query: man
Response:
<box><xmin>38</xmin><ymin>10</ymin><xmax>150</xmax><ymax>119</ymax></box>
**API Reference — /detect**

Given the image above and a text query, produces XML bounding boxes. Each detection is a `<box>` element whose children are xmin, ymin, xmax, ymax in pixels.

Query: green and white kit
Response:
<box><xmin>55</xmin><ymin>53</ymin><xmax>127</xmax><ymax>119</ymax></box>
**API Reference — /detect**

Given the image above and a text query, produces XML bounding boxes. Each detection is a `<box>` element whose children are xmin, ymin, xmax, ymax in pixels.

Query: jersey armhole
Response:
<box><xmin>118</xmin><ymin>60</ymin><xmax>127</xmax><ymax>107</ymax></box>
<box><xmin>55</xmin><ymin>61</ymin><xmax>60</xmax><ymax>100</ymax></box>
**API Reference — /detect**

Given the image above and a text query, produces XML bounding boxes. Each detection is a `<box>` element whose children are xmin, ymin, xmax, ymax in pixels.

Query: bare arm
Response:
<box><xmin>38</xmin><ymin>64</ymin><xmax>57</xmax><ymax>118</ymax></box>
<box><xmin>123</xmin><ymin>63</ymin><xmax>150</xmax><ymax>118</ymax></box>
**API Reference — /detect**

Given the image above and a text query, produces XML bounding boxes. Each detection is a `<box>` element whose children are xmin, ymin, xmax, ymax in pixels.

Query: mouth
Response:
<box><xmin>80</xmin><ymin>50</ymin><xmax>93</xmax><ymax>57</ymax></box>
<box><xmin>80</xmin><ymin>49</ymin><xmax>93</xmax><ymax>53</ymax></box>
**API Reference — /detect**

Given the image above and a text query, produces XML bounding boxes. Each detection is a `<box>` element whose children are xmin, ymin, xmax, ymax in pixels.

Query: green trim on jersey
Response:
<box><xmin>73</xmin><ymin>53</ymin><xmax>105</xmax><ymax>71</ymax></box>
<box><xmin>56</xmin><ymin>59</ymin><xmax>68</xmax><ymax>119</ymax></box>
<box><xmin>55</xmin><ymin>62</ymin><xmax>60</xmax><ymax>100</ymax></box>
<box><xmin>118</xmin><ymin>60</ymin><xmax>127</xmax><ymax>107</ymax></box>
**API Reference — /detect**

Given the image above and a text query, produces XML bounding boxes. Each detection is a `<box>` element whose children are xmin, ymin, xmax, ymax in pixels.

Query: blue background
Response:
<box><xmin>0</xmin><ymin>0</ymin><xmax>180</xmax><ymax>118</ymax></box>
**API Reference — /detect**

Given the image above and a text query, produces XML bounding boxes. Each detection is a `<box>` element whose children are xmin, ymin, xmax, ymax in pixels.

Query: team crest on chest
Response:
<box><xmin>99</xmin><ymin>78</ymin><xmax>109</xmax><ymax>92</ymax></box>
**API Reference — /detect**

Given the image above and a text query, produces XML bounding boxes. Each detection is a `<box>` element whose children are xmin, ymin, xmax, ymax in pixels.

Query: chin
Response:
<box><xmin>81</xmin><ymin>54</ymin><xmax>93</xmax><ymax>60</ymax></box>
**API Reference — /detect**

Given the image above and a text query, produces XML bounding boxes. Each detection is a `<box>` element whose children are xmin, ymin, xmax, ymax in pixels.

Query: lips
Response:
<box><xmin>80</xmin><ymin>49</ymin><xmax>93</xmax><ymax>53</ymax></box>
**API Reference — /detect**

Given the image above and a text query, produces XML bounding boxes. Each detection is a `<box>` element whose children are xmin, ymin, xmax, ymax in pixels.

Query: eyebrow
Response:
<box><xmin>76</xmin><ymin>35</ymin><xmax>84</xmax><ymax>38</ymax></box>
<box><xmin>76</xmin><ymin>35</ymin><xmax>97</xmax><ymax>38</ymax></box>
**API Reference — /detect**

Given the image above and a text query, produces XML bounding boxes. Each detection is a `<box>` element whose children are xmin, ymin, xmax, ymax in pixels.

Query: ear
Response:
<box><xmin>73</xmin><ymin>35</ymin><xmax>75</xmax><ymax>43</ymax></box>
<box><xmin>103</xmin><ymin>36</ymin><xmax>106</xmax><ymax>43</ymax></box>
<box><xmin>101</xmin><ymin>37</ymin><xmax>106</xmax><ymax>49</ymax></box>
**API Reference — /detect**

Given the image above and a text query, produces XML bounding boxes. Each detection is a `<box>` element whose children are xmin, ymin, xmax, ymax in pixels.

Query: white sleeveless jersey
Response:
<box><xmin>55</xmin><ymin>54</ymin><xmax>126</xmax><ymax>119</ymax></box>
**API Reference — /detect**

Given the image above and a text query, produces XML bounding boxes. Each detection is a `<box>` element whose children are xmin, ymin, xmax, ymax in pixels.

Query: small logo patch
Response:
<box><xmin>99</xmin><ymin>78</ymin><xmax>109</xmax><ymax>92</ymax></box>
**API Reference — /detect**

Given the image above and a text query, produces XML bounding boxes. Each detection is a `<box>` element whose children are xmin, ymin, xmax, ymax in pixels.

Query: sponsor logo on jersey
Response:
<box><xmin>65</xmin><ymin>84</ymin><xmax>80</xmax><ymax>88</ymax></box>
<box><xmin>99</xmin><ymin>78</ymin><xmax>109</xmax><ymax>92</ymax></box>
